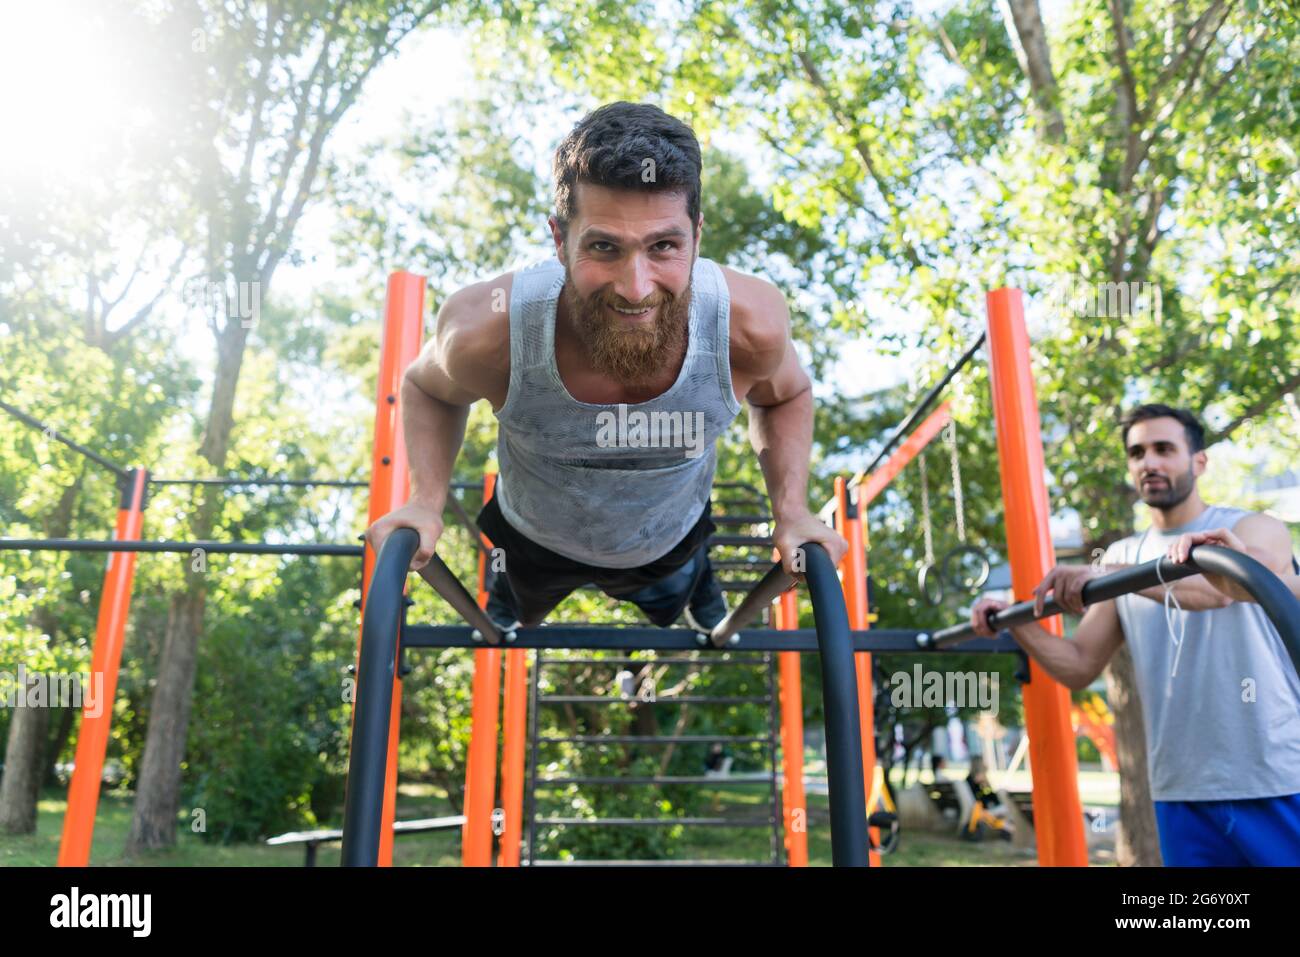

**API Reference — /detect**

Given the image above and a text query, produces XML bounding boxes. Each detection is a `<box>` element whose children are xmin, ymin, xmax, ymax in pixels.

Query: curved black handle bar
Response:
<box><xmin>922</xmin><ymin>545</ymin><xmax>1300</xmax><ymax>680</ymax></box>
<box><xmin>343</xmin><ymin>534</ymin><xmax>870</xmax><ymax>867</ymax></box>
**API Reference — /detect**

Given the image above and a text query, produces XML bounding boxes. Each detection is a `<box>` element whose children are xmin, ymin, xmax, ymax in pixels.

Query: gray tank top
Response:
<box><xmin>1103</xmin><ymin>505</ymin><xmax>1300</xmax><ymax>801</ymax></box>
<box><xmin>493</xmin><ymin>256</ymin><xmax>743</xmax><ymax>568</ymax></box>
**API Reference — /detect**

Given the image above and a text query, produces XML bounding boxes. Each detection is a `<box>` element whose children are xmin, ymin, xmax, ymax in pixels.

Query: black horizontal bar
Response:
<box><xmin>537</xmin><ymin>656</ymin><xmax>764</xmax><ymax>666</ymax></box>
<box><xmin>527</xmin><ymin>860</ymin><xmax>776</xmax><ymax>867</ymax></box>
<box><xmin>538</xmin><ymin>695</ymin><xmax>770</xmax><ymax>705</ymax></box>
<box><xmin>533</xmin><ymin>817</ymin><xmax>772</xmax><ymax>827</ymax></box>
<box><xmin>0</xmin><ymin>538</ymin><xmax>364</xmax><ymax>557</ymax></box>
<box><xmin>709</xmin><ymin>515</ymin><xmax>773</xmax><ymax>526</ymax></box>
<box><xmin>401</xmin><ymin>624</ymin><xmax>1020</xmax><ymax>654</ymax></box>
<box><xmin>709</xmin><ymin>535</ymin><xmax>774</xmax><ymax>547</ymax></box>
<box><xmin>538</xmin><ymin>735</ymin><xmax>769</xmax><ymax>745</ymax></box>
<box><xmin>537</xmin><ymin>775</ymin><xmax>774</xmax><ymax>786</ymax></box>
<box><xmin>927</xmin><ymin>545</ymin><xmax>1300</xmax><ymax>677</ymax></box>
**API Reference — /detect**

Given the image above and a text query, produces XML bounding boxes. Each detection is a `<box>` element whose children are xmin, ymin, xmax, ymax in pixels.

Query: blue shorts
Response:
<box><xmin>1154</xmin><ymin>793</ymin><xmax>1300</xmax><ymax>866</ymax></box>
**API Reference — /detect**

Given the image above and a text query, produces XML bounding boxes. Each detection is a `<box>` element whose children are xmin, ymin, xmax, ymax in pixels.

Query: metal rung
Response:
<box><xmin>538</xmin><ymin>734</ymin><xmax>769</xmax><ymax>745</ymax></box>
<box><xmin>709</xmin><ymin>515</ymin><xmax>773</xmax><ymax>526</ymax></box>
<box><xmin>527</xmin><ymin>859</ymin><xmax>778</xmax><ymax>867</ymax></box>
<box><xmin>538</xmin><ymin>695</ymin><xmax>770</xmax><ymax>705</ymax></box>
<box><xmin>534</xmin><ymin>817</ymin><xmax>772</xmax><ymax>827</ymax></box>
<box><xmin>709</xmin><ymin>535</ymin><xmax>774</xmax><ymax>547</ymax></box>
<box><xmin>537</xmin><ymin>656</ymin><xmax>762</xmax><ymax>667</ymax></box>
<box><xmin>538</xmin><ymin>774</ymin><xmax>774</xmax><ymax>786</ymax></box>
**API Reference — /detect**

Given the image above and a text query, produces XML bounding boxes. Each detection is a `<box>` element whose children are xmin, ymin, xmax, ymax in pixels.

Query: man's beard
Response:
<box><xmin>563</xmin><ymin>271</ymin><xmax>692</xmax><ymax>385</ymax></box>
<box><xmin>1138</xmin><ymin>465</ymin><xmax>1197</xmax><ymax>511</ymax></box>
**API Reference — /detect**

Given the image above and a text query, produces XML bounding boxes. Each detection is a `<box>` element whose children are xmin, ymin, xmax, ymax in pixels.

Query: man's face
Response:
<box><xmin>551</xmin><ymin>182</ymin><xmax>699</xmax><ymax>384</ymax></box>
<box><xmin>1125</xmin><ymin>417</ymin><xmax>1205</xmax><ymax>510</ymax></box>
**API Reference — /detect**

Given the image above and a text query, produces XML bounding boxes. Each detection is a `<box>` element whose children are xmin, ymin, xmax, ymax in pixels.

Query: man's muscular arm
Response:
<box><xmin>365</xmin><ymin>278</ymin><xmax>509</xmax><ymax>569</ymax></box>
<box><xmin>728</xmin><ymin>271</ymin><xmax>846</xmax><ymax>575</ymax></box>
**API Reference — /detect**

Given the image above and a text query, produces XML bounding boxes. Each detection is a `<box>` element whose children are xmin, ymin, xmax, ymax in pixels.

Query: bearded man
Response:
<box><xmin>366</xmin><ymin>101</ymin><xmax>845</xmax><ymax>636</ymax></box>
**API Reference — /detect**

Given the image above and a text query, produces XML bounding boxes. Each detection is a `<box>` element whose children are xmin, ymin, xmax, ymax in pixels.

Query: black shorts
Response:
<box><xmin>475</xmin><ymin>494</ymin><xmax>717</xmax><ymax>626</ymax></box>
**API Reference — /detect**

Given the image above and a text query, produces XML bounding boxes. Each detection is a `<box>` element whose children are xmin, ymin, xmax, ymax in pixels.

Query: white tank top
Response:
<box><xmin>1103</xmin><ymin>505</ymin><xmax>1300</xmax><ymax>801</ymax></box>
<box><xmin>493</xmin><ymin>256</ymin><xmax>743</xmax><ymax>568</ymax></box>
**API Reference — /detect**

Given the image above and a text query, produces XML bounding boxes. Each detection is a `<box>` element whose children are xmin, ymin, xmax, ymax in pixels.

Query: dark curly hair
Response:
<box><xmin>552</xmin><ymin>102</ymin><xmax>702</xmax><ymax>239</ymax></box>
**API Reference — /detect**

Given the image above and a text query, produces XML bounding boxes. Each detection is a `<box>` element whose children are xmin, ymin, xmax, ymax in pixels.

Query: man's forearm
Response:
<box><xmin>1007</xmin><ymin>622</ymin><xmax>1090</xmax><ymax>689</ymax></box>
<box><xmin>748</xmin><ymin>387</ymin><xmax>814</xmax><ymax>520</ymax></box>
<box><xmin>401</xmin><ymin>376</ymin><xmax>470</xmax><ymax>510</ymax></box>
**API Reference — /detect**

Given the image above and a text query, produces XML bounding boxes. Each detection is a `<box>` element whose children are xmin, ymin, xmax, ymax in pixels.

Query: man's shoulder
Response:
<box><xmin>718</xmin><ymin>264</ymin><xmax>789</xmax><ymax>376</ymax></box>
<box><xmin>437</xmin><ymin>271</ymin><xmax>514</xmax><ymax>394</ymax></box>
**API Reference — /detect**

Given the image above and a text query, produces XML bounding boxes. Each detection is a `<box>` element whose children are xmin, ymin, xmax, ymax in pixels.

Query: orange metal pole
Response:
<box><xmin>464</xmin><ymin>472</ymin><xmax>503</xmax><ymax>866</ymax></box>
<box><xmin>58</xmin><ymin>468</ymin><xmax>148</xmax><ymax>867</ymax></box>
<box><xmin>986</xmin><ymin>287</ymin><xmax>1087</xmax><ymax>866</ymax></box>
<box><xmin>355</xmin><ymin>270</ymin><xmax>425</xmax><ymax>867</ymax></box>
<box><xmin>495</xmin><ymin>474</ymin><xmax>528</xmax><ymax>868</ymax></box>
<box><xmin>774</xmin><ymin>585</ymin><xmax>808</xmax><ymax>867</ymax></box>
<box><xmin>836</xmin><ymin>477</ymin><xmax>880</xmax><ymax>866</ymax></box>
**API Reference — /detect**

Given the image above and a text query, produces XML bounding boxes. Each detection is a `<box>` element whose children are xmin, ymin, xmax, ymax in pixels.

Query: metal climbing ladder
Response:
<box><xmin>521</xmin><ymin>646</ymin><xmax>788</xmax><ymax>866</ymax></box>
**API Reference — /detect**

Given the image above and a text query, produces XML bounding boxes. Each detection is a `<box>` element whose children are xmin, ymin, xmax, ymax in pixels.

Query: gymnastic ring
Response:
<box><xmin>942</xmin><ymin>544</ymin><xmax>991</xmax><ymax>593</ymax></box>
<box><xmin>917</xmin><ymin>562</ymin><xmax>945</xmax><ymax>606</ymax></box>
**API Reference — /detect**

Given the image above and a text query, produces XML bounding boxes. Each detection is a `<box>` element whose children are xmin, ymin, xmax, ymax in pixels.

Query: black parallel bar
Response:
<box><xmin>926</xmin><ymin>545</ymin><xmax>1300</xmax><ymax>679</ymax></box>
<box><xmin>537</xmin><ymin>656</ymin><xmax>760</xmax><ymax>666</ymax></box>
<box><xmin>855</xmin><ymin>331</ymin><xmax>987</xmax><ymax>482</ymax></box>
<box><xmin>416</xmin><ymin>554</ymin><xmax>505</xmax><ymax>645</ymax></box>
<box><xmin>537</xmin><ymin>695</ymin><xmax>769</xmax><ymax>705</ymax></box>
<box><xmin>534</xmin><ymin>817</ymin><xmax>771</xmax><ymax>826</ymax></box>
<box><xmin>538</xmin><ymin>735</ymin><xmax>769</xmax><ymax>744</ymax></box>
<box><xmin>803</xmin><ymin>542</ymin><xmax>869</xmax><ymax>867</ymax></box>
<box><xmin>537</xmin><ymin>775</ymin><xmax>773</xmax><ymax>786</ymax></box>
<box><xmin>528</xmin><ymin>859</ymin><xmax>776</xmax><ymax>867</ymax></box>
<box><xmin>710</xmin><ymin>515</ymin><xmax>773</xmax><ymax>526</ymax></box>
<box><xmin>0</xmin><ymin>397</ymin><xmax>130</xmax><ymax>478</ymax></box>
<box><xmin>0</xmin><ymin>538</ymin><xmax>364</xmax><ymax>557</ymax></box>
<box><xmin>341</xmin><ymin>528</ymin><xmax>418</xmax><ymax>866</ymax></box>
<box><xmin>400</xmin><ymin>624</ymin><xmax>1019</xmax><ymax>654</ymax></box>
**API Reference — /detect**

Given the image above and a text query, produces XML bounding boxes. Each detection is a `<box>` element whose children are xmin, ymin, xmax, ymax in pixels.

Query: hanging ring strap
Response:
<box><xmin>918</xmin><ymin>448</ymin><xmax>935</xmax><ymax>564</ymax></box>
<box><xmin>946</xmin><ymin>418</ymin><xmax>966</xmax><ymax>544</ymax></box>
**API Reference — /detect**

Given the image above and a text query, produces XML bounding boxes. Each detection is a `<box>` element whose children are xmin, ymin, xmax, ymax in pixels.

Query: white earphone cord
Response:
<box><xmin>1153</xmin><ymin>542</ymin><xmax>1188</xmax><ymax>698</ymax></box>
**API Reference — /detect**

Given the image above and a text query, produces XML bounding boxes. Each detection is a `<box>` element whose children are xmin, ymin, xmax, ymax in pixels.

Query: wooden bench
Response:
<box><xmin>267</xmin><ymin>815</ymin><xmax>466</xmax><ymax>866</ymax></box>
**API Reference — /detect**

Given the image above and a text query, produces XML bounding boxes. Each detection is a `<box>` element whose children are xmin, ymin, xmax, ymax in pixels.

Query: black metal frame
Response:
<box><xmin>342</xmin><ymin>533</ymin><xmax>886</xmax><ymax>867</ymax></box>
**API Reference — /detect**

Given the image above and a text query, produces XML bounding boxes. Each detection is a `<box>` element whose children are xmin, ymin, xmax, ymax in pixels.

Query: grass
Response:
<box><xmin>1</xmin><ymin>776</ymin><xmax>1114</xmax><ymax>866</ymax></box>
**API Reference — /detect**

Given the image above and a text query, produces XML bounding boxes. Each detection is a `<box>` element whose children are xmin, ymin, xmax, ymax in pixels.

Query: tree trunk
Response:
<box><xmin>126</xmin><ymin>316</ymin><xmax>246</xmax><ymax>853</ymax></box>
<box><xmin>125</xmin><ymin>583</ymin><xmax>206</xmax><ymax>852</ymax></box>
<box><xmin>1103</xmin><ymin>643</ymin><xmax>1163</xmax><ymax>865</ymax></box>
<box><xmin>0</xmin><ymin>702</ymin><xmax>51</xmax><ymax>834</ymax></box>
<box><xmin>0</xmin><ymin>481</ymin><xmax>80</xmax><ymax>833</ymax></box>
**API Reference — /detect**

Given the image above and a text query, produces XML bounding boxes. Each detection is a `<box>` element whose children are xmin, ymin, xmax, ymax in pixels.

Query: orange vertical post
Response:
<box><xmin>837</xmin><ymin>477</ymin><xmax>880</xmax><ymax>867</ymax></box>
<box><xmin>986</xmin><ymin>287</ymin><xmax>1088</xmax><ymax>866</ymax></box>
<box><xmin>774</xmin><ymin>585</ymin><xmax>808</xmax><ymax>867</ymax></box>
<box><xmin>356</xmin><ymin>270</ymin><xmax>426</xmax><ymax>867</ymax></box>
<box><xmin>58</xmin><ymin>468</ymin><xmax>148</xmax><ymax>867</ymax></box>
<box><xmin>464</xmin><ymin>472</ymin><xmax>503</xmax><ymax>866</ymax></box>
<box><xmin>496</xmin><ymin>474</ymin><xmax>528</xmax><ymax>868</ymax></box>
